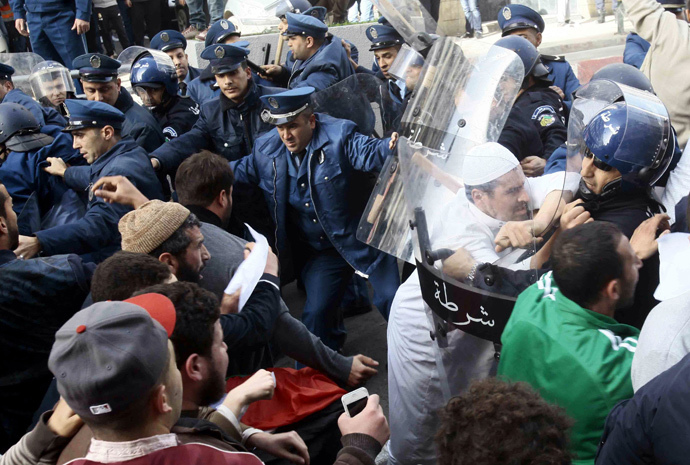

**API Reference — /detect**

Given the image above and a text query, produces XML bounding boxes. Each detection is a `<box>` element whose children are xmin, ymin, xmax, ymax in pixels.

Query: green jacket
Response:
<box><xmin>497</xmin><ymin>272</ymin><xmax>639</xmax><ymax>465</ymax></box>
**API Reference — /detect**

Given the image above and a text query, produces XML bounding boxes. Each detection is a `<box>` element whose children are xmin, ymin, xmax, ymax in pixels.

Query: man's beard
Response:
<box><xmin>197</xmin><ymin>364</ymin><xmax>227</xmax><ymax>407</ymax></box>
<box><xmin>176</xmin><ymin>260</ymin><xmax>203</xmax><ymax>283</ymax></box>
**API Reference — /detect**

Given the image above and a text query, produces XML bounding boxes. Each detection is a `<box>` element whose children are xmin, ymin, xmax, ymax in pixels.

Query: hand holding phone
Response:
<box><xmin>342</xmin><ymin>387</ymin><xmax>369</xmax><ymax>417</ymax></box>
<box><xmin>338</xmin><ymin>393</ymin><xmax>390</xmax><ymax>446</ymax></box>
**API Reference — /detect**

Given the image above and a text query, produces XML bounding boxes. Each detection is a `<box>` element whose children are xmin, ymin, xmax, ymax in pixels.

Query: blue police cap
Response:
<box><xmin>73</xmin><ymin>53</ymin><xmax>121</xmax><ymax>82</ymax></box>
<box><xmin>205</xmin><ymin>19</ymin><xmax>241</xmax><ymax>47</ymax></box>
<box><xmin>0</xmin><ymin>63</ymin><xmax>14</xmax><ymax>81</ymax></box>
<box><xmin>366</xmin><ymin>24</ymin><xmax>404</xmax><ymax>51</ymax></box>
<box><xmin>200</xmin><ymin>43</ymin><xmax>249</xmax><ymax>75</ymax></box>
<box><xmin>63</xmin><ymin>99</ymin><xmax>126</xmax><ymax>132</ymax></box>
<box><xmin>151</xmin><ymin>30</ymin><xmax>187</xmax><ymax>52</ymax></box>
<box><xmin>260</xmin><ymin>86</ymin><xmax>314</xmax><ymax>125</ymax></box>
<box><xmin>498</xmin><ymin>5</ymin><xmax>545</xmax><ymax>36</ymax></box>
<box><xmin>284</xmin><ymin>12</ymin><xmax>328</xmax><ymax>39</ymax></box>
<box><xmin>303</xmin><ymin>6</ymin><xmax>327</xmax><ymax>22</ymax></box>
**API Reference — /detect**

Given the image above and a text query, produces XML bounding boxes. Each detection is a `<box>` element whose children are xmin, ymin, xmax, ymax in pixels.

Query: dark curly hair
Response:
<box><xmin>91</xmin><ymin>251</ymin><xmax>172</xmax><ymax>302</ymax></box>
<box><xmin>436</xmin><ymin>378</ymin><xmax>573</xmax><ymax>465</ymax></box>
<box><xmin>134</xmin><ymin>282</ymin><xmax>220</xmax><ymax>368</ymax></box>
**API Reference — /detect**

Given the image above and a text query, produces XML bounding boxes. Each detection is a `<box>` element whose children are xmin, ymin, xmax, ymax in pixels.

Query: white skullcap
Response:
<box><xmin>462</xmin><ymin>142</ymin><xmax>519</xmax><ymax>186</ymax></box>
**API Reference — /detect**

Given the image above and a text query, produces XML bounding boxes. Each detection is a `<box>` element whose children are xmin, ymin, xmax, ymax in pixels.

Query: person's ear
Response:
<box><xmin>102</xmin><ymin>125</ymin><xmax>115</xmax><ymax>141</ymax></box>
<box><xmin>158</xmin><ymin>252</ymin><xmax>179</xmax><ymax>276</ymax></box>
<box><xmin>182</xmin><ymin>354</ymin><xmax>204</xmax><ymax>382</ymax></box>
<box><xmin>152</xmin><ymin>384</ymin><xmax>174</xmax><ymax>415</ymax></box>
<box><xmin>245</xmin><ymin>66</ymin><xmax>252</xmax><ymax>80</ymax></box>
<box><xmin>217</xmin><ymin>188</ymin><xmax>229</xmax><ymax>209</ymax></box>
<box><xmin>535</xmin><ymin>32</ymin><xmax>543</xmax><ymax>47</ymax></box>
<box><xmin>0</xmin><ymin>215</ymin><xmax>8</xmax><ymax>236</ymax></box>
<box><xmin>604</xmin><ymin>279</ymin><xmax>621</xmax><ymax>303</ymax></box>
<box><xmin>116</xmin><ymin>78</ymin><xmax>122</xmax><ymax>92</ymax></box>
<box><xmin>471</xmin><ymin>189</ymin><xmax>484</xmax><ymax>204</ymax></box>
<box><xmin>307</xmin><ymin>36</ymin><xmax>314</xmax><ymax>48</ymax></box>
<box><xmin>309</xmin><ymin>113</ymin><xmax>316</xmax><ymax>129</ymax></box>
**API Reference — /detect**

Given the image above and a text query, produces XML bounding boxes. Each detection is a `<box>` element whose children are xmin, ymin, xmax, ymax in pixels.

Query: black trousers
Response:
<box><xmin>95</xmin><ymin>5</ymin><xmax>130</xmax><ymax>55</ymax></box>
<box><xmin>130</xmin><ymin>0</ymin><xmax>161</xmax><ymax>46</ymax></box>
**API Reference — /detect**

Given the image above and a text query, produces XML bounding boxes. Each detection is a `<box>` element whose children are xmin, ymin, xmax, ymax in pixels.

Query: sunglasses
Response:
<box><xmin>583</xmin><ymin>147</ymin><xmax>613</xmax><ymax>171</ymax></box>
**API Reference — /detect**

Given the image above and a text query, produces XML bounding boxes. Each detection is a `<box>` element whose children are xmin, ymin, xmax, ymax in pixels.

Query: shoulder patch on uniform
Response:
<box><xmin>163</xmin><ymin>126</ymin><xmax>178</xmax><ymax>139</ymax></box>
<box><xmin>539</xmin><ymin>114</ymin><xmax>555</xmax><ymax>127</ymax></box>
<box><xmin>190</xmin><ymin>104</ymin><xmax>200</xmax><ymax>115</ymax></box>
<box><xmin>540</xmin><ymin>54</ymin><xmax>565</xmax><ymax>62</ymax></box>
<box><xmin>531</xmin><ymin>105</ymin><xmax>556</xmax><ymax>120</ymax></box>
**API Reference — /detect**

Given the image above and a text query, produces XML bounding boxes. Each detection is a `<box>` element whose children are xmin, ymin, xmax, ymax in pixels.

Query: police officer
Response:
<box><xmin>150</xmin><ymin>30</ymin><xmax>201</xmax><ymax>97</ymax></box>
<box><xmin>0</xmin><ymin>102</ymin><xmax>82</xmax><ymax>234</ymax></box>
<box><xmin>10</xmin><ymin>0</ymin><xmax>87</xmax><ymax>68</ymax></box>
<box><xmin>623</xmin><ymin>0</ymin><xmax>687</xmax><ymax>69</ymax></box>
<box><xmin>497</xmin><ymin>4</ymin><xmax>580</xmax><ymax>109</ymax></box>
<box><xmin>0</xmin><ymin>63</ymin><xmax>66</xmax><ymax>127</ymax></box>
<box><xmin>187</xmin><ymin>19</ymin><xmax>243</xmax><ymax>106</ymax></box>
<box><xmin>73</xmin><ymin>53</ymin><xmax>165</xmax><ymax>153</ymax></box>
<box><xmin>362</xmin><ymin>22</ymin><xmax>406</xmax><ymax>103</ymax></box>
<box><xmin>149</xmin><ymin>43</ymin><xmax>279</xmax><ymax>240</ymax></box>
<box><xmin>130</xmin><ymin>55</ymin><xmax>200</xmax><ymax>141</ymax></box>
<box><xmin>231</xmin><ymin>86</ymin><xmax>401</xmax><ymax>350</ymax></box>
<box><xmin>15</xmin><ymin>99</ymin><xmax>162</xmax><ymax>262</ymax></box>
<box><xmin>300</xmin><ymin>6</ymin><xmax>359</xmax><ymax>68</ymax></box>
<box><xmin>259</xmin><ymin>13</ymin><xmax>354</xmax><ymax>91</ymax></box>
<box><xmin>495</xmin><ymin>36</ymin><xmax>568</xmax><ymax>176</ymax></box>
<box><xmin>28</xmin><ymin>61</ymin><xmax>77</xmax><ymax>116</ymax></box>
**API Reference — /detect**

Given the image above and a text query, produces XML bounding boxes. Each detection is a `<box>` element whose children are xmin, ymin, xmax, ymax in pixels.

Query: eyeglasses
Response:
<box><xmin>583</xmin><ymin>147</ymin><xmax>613</xmax><ymax>171</ymax></box>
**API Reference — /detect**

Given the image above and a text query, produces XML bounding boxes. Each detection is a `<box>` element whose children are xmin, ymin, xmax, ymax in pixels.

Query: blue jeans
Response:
<box><xmin>189</xmin><ymin>0</ymin><xmax>224</xmax><ymax>28</ymax></box>
<box><xmin>348</xmin><ymin>0</ymin><xmax>375</xmax><ymax>22</ymax></box>
<box><xmin>26</xmin><ymin>9</ymin><xmax>86</xmax><ymax>68</ymax></box>
<box><xmin>300</xmin><ymin>250</ymin><xmax>399</xmax><ymax>351</ymax></box>
<box><xmin>460</xmin><ymin>0</ymin><xmax>481</xmax><ymax>32</ymax></box>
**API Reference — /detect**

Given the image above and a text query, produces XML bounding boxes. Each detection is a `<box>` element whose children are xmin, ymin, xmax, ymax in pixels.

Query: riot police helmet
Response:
<box><xmin>130</xmin><ymin>55</ymin><xmax>178</xmax><ymax>109</ymax></box>
<box><xmin>0</xmin><ymin>102</ymin><xmax>54</xmax><ymax>152</ymax></box>
<box><xmin>591</xmin><ymin>63</ymin><xmax>654</xmax><ymax>93</ymax></box>
<box><xmin>493</xmin><ymin>35</ymin><xmax>549</xmax><ymax>87</ymax></box>
<box><xmin>583</xmin><ymin>101</ymin><xmax>674</xmax><ymax>188</ymax></box>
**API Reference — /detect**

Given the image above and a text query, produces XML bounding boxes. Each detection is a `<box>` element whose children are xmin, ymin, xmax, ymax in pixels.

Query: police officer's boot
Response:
<box><xmin>598</xmin><ymin>9</ymin><xmax>605</xmax><ymax>22</ymax></box>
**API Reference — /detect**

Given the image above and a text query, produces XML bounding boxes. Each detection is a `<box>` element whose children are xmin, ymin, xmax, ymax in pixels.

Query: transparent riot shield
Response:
<box><xmin>567</xmin><ymin>79</ymin><xmax>673</xmax><ymax>187</ymax></box>
<box><xmin>226</xmin><ymin>0</ymin><xmax>280</xmax><ymax>35</ymax></box>
<box><xmin>370</xmin><ymin>0</ymin><xmax>438</xmax><ymax>51</ymax></box>
<box><xmin>117</xmin><ymin>47</ymin><xmax>174</xmax><ymax>106</ymax></box>
<box><xmin>396</xmin><ymin>38</ymin><xmax>579</xmax><ymax>401</ymax></box>
<box><xmin>0</xmin><ymin>52</ymin><xmax>44</xmax><ymax>96</ymax></box>
<box><xmin>28</xmin><ymin>61</ymin><xmax>76</xmax><ymax>109</ymax></box>
<box><xmin>310</xmin><ymin>73</ymin><xmax>401</xmax><ymax>137</ymax></box>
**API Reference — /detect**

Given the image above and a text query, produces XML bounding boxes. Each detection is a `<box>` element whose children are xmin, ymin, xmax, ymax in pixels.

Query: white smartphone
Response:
<box><xmin>341</xmin><ymin>387</ymin><xmax>369</xmax><ymax>417</ymax></box>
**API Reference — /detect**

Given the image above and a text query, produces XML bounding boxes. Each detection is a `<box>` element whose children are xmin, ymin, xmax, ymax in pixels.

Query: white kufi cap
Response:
<box><xmin>462</xmin><ymin>142</ymin><xmax>519</xmax><ymax>186</ymax></box>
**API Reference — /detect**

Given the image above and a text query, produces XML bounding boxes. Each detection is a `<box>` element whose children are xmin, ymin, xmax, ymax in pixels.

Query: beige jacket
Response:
<box><xmin>624</xmin><ymin>0</ymin><xmax>690</xmax><ymax>148</ymax></box>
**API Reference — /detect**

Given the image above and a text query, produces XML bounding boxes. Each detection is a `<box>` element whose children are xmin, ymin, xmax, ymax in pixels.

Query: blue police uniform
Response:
<box><xmin>36</xmin><ymin>100</ymin><xmax>162</xmax><ymax>262</ymax></box>
<box><xmin>498</xmin><ymin>5</ymin><xmax>580</xmax><ymax>107</ymax></box>
<box><xmin>9</xmin><ymin>0</ymin><xmax>87</xmax><ymax>68</ymax></box>
<box><xmin>73</xmin><ymin>54</ymin><xmax>165</xmax><ymax>153</ymax></box>
<box><xmin>231</xmin><ymin>87</ymin><xmax>400</xmax><ymax>349</ymax></box>
<box><xmin>624</xmin><ymin>33</ymin><xmax>651</xmax><ymax>69</ymax></box>
<box><xmin>0</xmin><ymin>64</ymin><xmax>66</xmax><ymax>127</ymax></box>
<box><xmin>363</xmin><ymin>23</ymin><xmax>407</xmax><ymax>105</ymax></box>
<box><xmin>275</xmin><ymin>13</ymin><xmax>354</xmax><ymax>91</ymax></box>
<box><xmin>151</xmin><ymin>43</ymin><xmax>280</xmax><ymax>241</ymax></box>
<box><xmin>150</xmin><ymin>30</ymin><xmax>203</xmax><ymax>97</ymax></box>
<box><xmin>0</xmin><ymin>124</ymin><xmax>83</xmax><ymax>235</ymax></box>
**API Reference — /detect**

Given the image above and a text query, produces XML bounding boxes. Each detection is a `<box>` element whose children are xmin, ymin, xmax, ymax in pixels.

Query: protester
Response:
<box><xmin>90</xmin><ymin>250</ymin><xmax>175</xmax><ymax>302</ymax></box>
<box><xmin>498</xmin><ymin>222</ymin><xmax>642</xmax><ymax>464</ymax></box>
<box><xmin>93</xmin><ymin>0</ymin><xmax>130</xmax><ymax>58</ymax></box>
<box><xmin>436</xmin><ymin>378</ymin><xmax>573</xmax><ymax>465</ymax></box>
<box><xmin>0</xmin><ymin>183</ymin><xmax>95</xmax><ymax>453</ymax></box>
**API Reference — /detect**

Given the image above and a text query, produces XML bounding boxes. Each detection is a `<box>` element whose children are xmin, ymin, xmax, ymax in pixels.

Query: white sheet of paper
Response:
<box><xmin>224</xmin><ymin>224</ymin><xmax>269</xmax><ymax>312</ymax></box>
<box><xmin>654</xmin><ymin>232</ymin><xmax>690</xmax><ymax>301</ymax></box>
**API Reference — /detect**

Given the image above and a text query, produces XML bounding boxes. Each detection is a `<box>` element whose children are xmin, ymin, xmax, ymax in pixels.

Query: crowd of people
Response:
<box><xmin>0</xmin><ymin>0</ymin><xmax>689</xmax><ymax>463</ymax></box>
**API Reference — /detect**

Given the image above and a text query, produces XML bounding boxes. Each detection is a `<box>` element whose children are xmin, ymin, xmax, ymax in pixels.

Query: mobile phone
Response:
<box><xmin>341</xmin><ymin>387</ymin><xmax>369</xmax><ymax>417</ymax></box>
